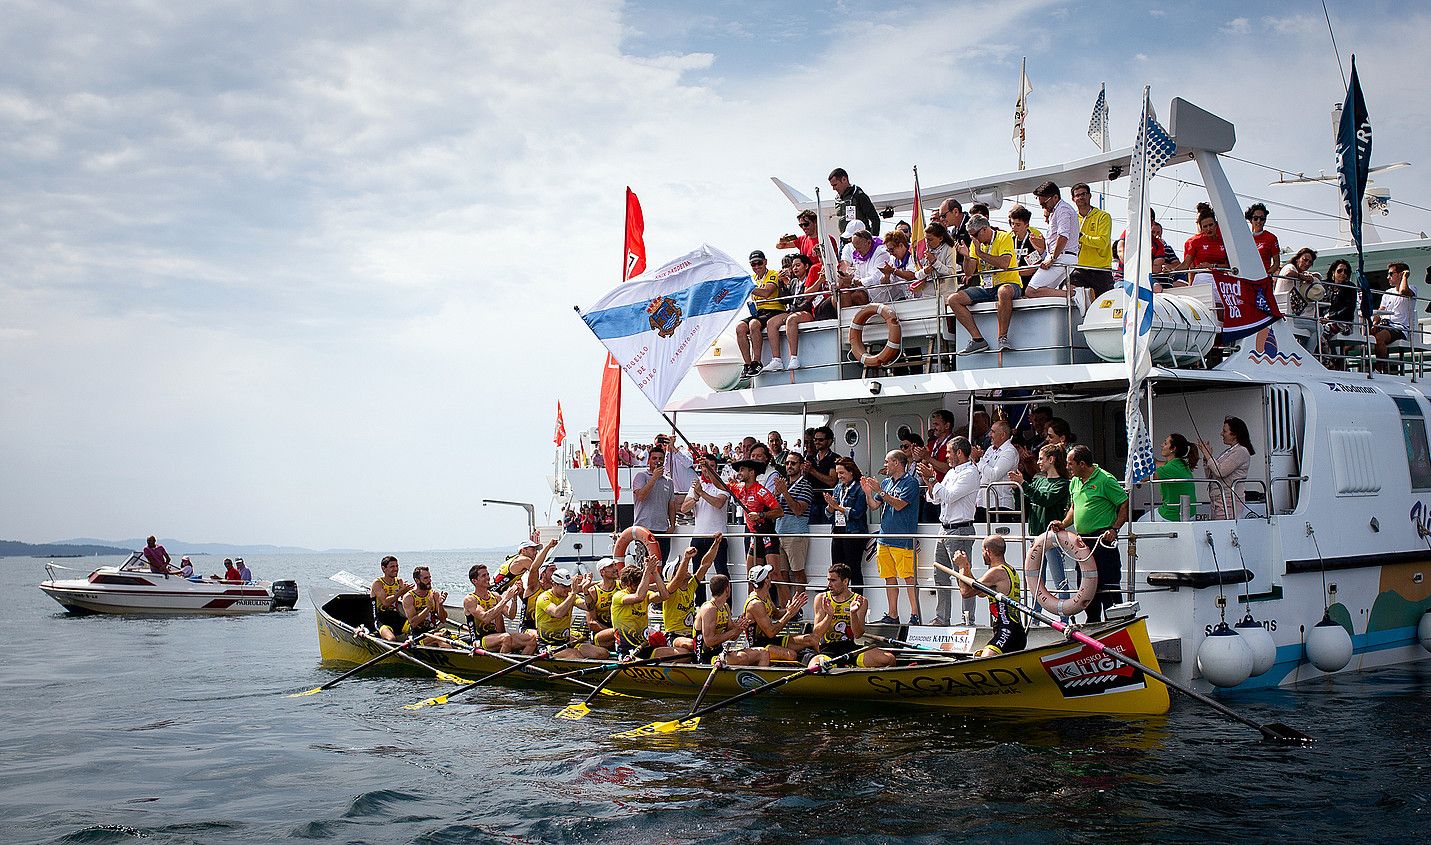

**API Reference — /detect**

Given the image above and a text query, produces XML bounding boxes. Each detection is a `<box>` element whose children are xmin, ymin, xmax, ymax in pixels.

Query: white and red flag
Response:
<box><xmin>598</xmin><ymin>188</ymin><xmax>646</xmax><ymax>498</ymax></box>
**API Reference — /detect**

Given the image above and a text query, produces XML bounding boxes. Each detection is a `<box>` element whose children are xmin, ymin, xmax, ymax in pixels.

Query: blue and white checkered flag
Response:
<box><xmin>1087</xmin><ymin>85</ymin><xmax>1109</xmax><ymax>151</ymax></box>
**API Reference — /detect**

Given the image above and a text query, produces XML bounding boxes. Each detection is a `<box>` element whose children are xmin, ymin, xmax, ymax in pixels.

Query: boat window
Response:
<box><xmin>1395</xmin><ymin>397</ymin><xmax>1431</xmax><ymax>491</ymax></box>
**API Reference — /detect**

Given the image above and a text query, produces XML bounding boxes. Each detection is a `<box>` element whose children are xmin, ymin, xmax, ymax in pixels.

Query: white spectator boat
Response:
<box><xmin>39</xmin><ymin>552</ymin><xmax>299</xmax><ymax>615</ymax></box>
<box><xmin>577</xmin><ymin>95</ymin><xmax>1431</xmax><ymax>694</ymax></box>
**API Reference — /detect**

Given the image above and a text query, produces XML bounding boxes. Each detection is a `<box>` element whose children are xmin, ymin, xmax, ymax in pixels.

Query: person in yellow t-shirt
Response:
<box><xmin>945</xmin><ymin>214</ymin><xmax>1024</xmax><ymax>354</ymax></box>
<box><xmin>611</xmin><ymin>557</ymin><xmax>684</xmax><ymax>661</ymax></box>
<box><xmin>532</xmin><ymin>569</ymin><xmax>608</xmax><ymax>659</ymax></box>
<box><xmin>658</xmin><ymin>536</ymin><xmax>723</xmax><ymax>653</ymax></box>
<box><xmin>1070</xmin><ymin>182</ymin><xmax>1114</xmax><ymax>295</ymax></box>
<box><xmin>736</xmin><ymin>250</ymin><xmax>788</xmax><ymax>377</ymax></box>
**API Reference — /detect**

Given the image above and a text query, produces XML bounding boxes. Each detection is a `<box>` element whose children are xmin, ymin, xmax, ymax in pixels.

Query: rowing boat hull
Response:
<box><xmin>315</xmin><ymin>595</ymin><xmax>1170</xmax><ymax>715</ymax></box>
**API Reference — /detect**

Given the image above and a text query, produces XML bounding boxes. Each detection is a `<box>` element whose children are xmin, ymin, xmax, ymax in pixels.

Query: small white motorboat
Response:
<box><xmin>38</xmin><ymin>552</ymin><xmax>299</xmax><ymax>615</ymax></box>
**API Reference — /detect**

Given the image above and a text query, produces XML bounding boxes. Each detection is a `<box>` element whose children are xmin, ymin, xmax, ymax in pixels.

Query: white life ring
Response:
<box><xmin>1022</xmin><ymin>529</ymin><xmax>1098</xmax><ymax>616</ymax></box>
<box><xmin>613</xmin><ymin>526</ymin><xmax>661</xmax><ymax>566</ymax></box>
<box><xmin>848</xmin><ymin>304</ymin><xmax>902</xmax><ymax>367</ymax></box>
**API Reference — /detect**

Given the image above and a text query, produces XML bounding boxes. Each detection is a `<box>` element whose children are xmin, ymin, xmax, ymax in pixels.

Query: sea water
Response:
<box><xmin>2</xmin><ymin>553</ymin><xmax>1428</xmax><ymax>844</ymax></box>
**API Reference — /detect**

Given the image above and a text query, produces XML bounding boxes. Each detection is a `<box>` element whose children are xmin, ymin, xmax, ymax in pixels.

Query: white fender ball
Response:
<box><xmin>1417</xmin><ymin>611</ymin><xmax>1431</xmax><ymax>653</ymax></box>
<box><xmin>1305</xmin><ymin>615</ymin><xmax>1353</xmax><ymax>673</ymax></box>
<box><xmin>1234</xmin><ymin>614</ymin><xmax>1278</xmax><ymax>677</ymax></box>
<box><xmin>1196</xmin><ymin>623</ymin><xmax>1254</xmax><ymax>688</ymax></box>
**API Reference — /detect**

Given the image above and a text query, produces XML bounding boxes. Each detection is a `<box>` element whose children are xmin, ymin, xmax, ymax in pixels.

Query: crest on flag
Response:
<box><xmin>647</xmin><ymin>296</ymin><xmax>684</xmax><ymax>337</ymax></box>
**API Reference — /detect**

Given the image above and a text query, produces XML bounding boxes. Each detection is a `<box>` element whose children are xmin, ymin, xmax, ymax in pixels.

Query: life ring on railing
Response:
<box><xmin>1022</xmin><ymin>529</ymin><xmax>1098</xmax><ymax>616</ymax></box>
<box><xmin>613</xmin><ymin>526</ymin><xmax>662</xmax><ymax>566</ymax></box>
<box><xmin>847</xmin><ymin>304</ymin><xmax>902</xmax><ymax>367</ymax></box>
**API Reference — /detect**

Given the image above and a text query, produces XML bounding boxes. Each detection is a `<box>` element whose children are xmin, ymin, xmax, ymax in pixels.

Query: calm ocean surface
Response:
<box><xmin>3</xmin><ymin>552</ymin><xmax>1429</xmax><ymax>844</ymax></box>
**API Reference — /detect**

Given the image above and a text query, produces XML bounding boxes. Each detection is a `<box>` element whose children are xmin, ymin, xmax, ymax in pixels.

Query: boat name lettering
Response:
<box><xmin>1411</xmin><ymin>500</ymin><xmax>1431</xmax><ymax>539</ymax></box>
<box><xmin>1206</xmin><ymin>618</ymin><xmax>1275</xmax><ymax>636</ymax></box>
<box><xmin>865</xmin><ymin>667</ymin><xmax>1033</xmax><ymax>698</ymax></box>
<box><xmin>1325</xmin><ymin>381</ymin><xmax>1379</xmax><ymax>394</ymax></box>
<box><xmin>624</xmin><ymin>666</ymin><xmax>677</xmax><ymax>686</ymax></box>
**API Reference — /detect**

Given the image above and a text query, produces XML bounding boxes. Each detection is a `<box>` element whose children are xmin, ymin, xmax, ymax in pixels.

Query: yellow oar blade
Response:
<box><xmin>404</xmin><ymin>694</ymin><xmax>448</xmax><ymax>711</ymax></box>
<box><xmin>555</xmin><ymin>702</ymin><xmax>591</xmax><ymax>721</ymax></box>
<box><xmin>598</xmin><ymin>688</ymin><xmax>634</xmax><ymax>698</ymax></box>
<box><xmin>288</xmin><ymin>687</ymin><xmax>322</xmax><ymax>698</ymax></box>
<box><xmin>436</xmin><ymin>672</ymin><xmax>473</xmax><ymax>685</ymax></box>
<box><xmin>612</xmin><ymin>717</ymin><xmax>700</xmax><ymax>739</ymax></box>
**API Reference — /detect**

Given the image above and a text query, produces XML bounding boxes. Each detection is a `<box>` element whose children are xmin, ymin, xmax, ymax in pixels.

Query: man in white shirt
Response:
<box><xmin>840</xmin><ymin>225</ymin><xmax>899</xmax><ymax>304</ymax></box>
<box><xmin>917</xmin><ymin>436</ymin><xmax>979</xmax><ymax>626</ymax></box>
<box><xmin>1027</xmin><ymin>181</ymin><xmax>1079</xmax><ymax>298</ymax></box>
<box><xmin>682</xmin><ymin>459</ymin><xmax>732</xmax><ymax>602</ymax></box>
<box><xmin>973</xmin><ymin>420</ymin><xmax>1019</xmax><ymax>520</ymax></box>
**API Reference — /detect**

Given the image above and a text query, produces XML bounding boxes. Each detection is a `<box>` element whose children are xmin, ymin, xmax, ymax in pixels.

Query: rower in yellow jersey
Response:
<box><xmin>954</xmin><ymin>536</ymin><xmax>1027</xmax><ymax>657</ymax></box>
<box><xmin>462</xmin><ymin>564</ymin><xmax>536</xmax><ymax>654</ymax></box>
<box><xmin>809</xmin><ymin>563</ymin><xmax>896</xmax><ymax>668</ymax></box>
<box><xmin>532</xmin><ymin>569</ymin><xmax>608</xmax><ymax>659</ymax></box>
<box><xmin>611</xmin><ymin>557</ymin><xmax>683</xmax><ymax>661</ymax></box>
<box><xmin>659</xmin><ymin>535</ymin><xmax>723</xmax><ymax>654</ymax></box>
<box><xmin>742</xmin><ymin>563</ymin><xmax>814</xmax><ymax>663</ymax></box>
<box><xmin>582</xmin><ymin>557</ymin><xmax>621</xmax><ymax>650</ymax></box>
<box><xmin>401</xmin><ymin>566</ymin><xmax>451</xmax><ymax>647</ymax></box>
<box><xmin>369</xmin><ymin>555</ymin><xmax>411</xmax><ymax>641</ymax></box>
<box><xmin>693</xmin><ymin>573</ymin><xmax>768</xmax><ymax>666</ymax></box>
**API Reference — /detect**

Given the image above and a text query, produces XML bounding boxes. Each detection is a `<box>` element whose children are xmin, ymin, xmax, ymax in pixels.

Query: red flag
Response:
<box><xmin>553</xmin><ymin>401</ymin><xmax>566</xmax><ymax>446</ymax></box>
<box><xmin>599</xmin><ymin>188</ymin><xmax>646</xmax><ymax>498</ymax></box>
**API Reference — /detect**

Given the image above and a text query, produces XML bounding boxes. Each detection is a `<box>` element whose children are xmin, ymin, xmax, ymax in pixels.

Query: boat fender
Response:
<box><xmin>1022</xmin><ymin>530</ymin><xmax>1098</xmax><ymax>617</ymax></box>
<box><xmin>1419</xmin><ymin>611</ymin><xmax>1431</xmax><ymax>654</ymax></box>
<box><xmin>1233</xmin><ymin>613</ymin><xmax>1277</xmax><ymax>676</ymax></box>
<box><xmin>1305</xmin><ymin>613</ymin><xmax>1353</xmax><ymax>673</ymax></box>
<box><xmin>1196</xmin><ymin>622</ymin><xmax>1254</xmax><ymax>688</ymax></box>
<box><xmin>847</xmin><ymin>304</ymin><xmax>902</xmax><ymax>367</ymax></box>
<box><xmin>270</xmin><ymin>580</ymin><xmax>299</xmax><ymax>611</ymax></box>
<box><xmin>613</xmin><ymin>526</ymin><xmax>662</xmax><ymax>566</ymax></box>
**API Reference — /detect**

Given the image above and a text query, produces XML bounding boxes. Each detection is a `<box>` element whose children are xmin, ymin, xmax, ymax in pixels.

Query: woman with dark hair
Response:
<box><xmin>910</xmin><ymin>221</ymin><xmax>955</xmax><ymax>297</ymax></box>
<box><xmin>1044</xmin><ymin>417</ymin><xmax>1075</xmax><ymax>450</ymax></box>
<box><xmin>1275</xmin><ymin>247</ymin><xmax>1320</xmax><ymax>295</ymax></box>
<box><xmin>1155</xmin><ymin>433</ymin><xmax>1200</xmax><ymax>520</ymax></box>
<box><xmin>1199</xmin><ymin>416</ymin><xmax>1254</xmax><ymax>520</ymax></box>
<box><xmin>1008</xmin><ymin>444</ymin><xmax>1073</xmax><ymax>606</ymax></box>
<box><xmin>1177</xmin><ymin>202</ymin><xmax>1227</xmax><ymax>286</ymax></box>
<box><xmin>1321</xmin><ymin>258</ymin><xmax>1357</xmax><ymax>354</ymax></box>
<box><xmin>1245</xmin><ymin>202</ymin><xmax>1281</xmax><ymax>274</ymax></box>
<box><xmin>823</xmin><ymin>458</ymin><xmax>868</xmax><ymax>593</ymax></box>
<box><xmin>774</xmin><ymin>252</ymin><xmax>832</xmax><ymax>372</ymax></box>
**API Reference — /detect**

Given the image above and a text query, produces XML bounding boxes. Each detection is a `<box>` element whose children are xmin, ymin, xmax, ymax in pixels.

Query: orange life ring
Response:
<box><xmin>613</xmin><ymin>526</ymin><xmax>661</xmax><ymax>566</ymax></box>
<box><xmin>1022</xmin><ymin>529</ymin><xmax>1098</xmax><ymax>616</ymax></box>
<box><xmin>847</xmin><ymin>304</ymin><xmax>902</xmax><ymax>367</ymax></box>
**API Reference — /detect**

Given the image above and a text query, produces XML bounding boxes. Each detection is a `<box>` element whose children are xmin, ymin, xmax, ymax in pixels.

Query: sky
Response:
<box><xmin>3</xmin><ymin>0</ymin><xmax>1428</xmax><ymax>551</ymax></box>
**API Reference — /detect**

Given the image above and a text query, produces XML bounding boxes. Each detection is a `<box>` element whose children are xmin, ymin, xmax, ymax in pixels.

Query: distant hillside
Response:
<box><xmin>0</xmin><ymin>539</ymin><xmax>129</xmax><ymax>558</ymax></box>
<box><xmin>54</xmin><ymin>538</ymin><xmax>367</xmax><ymax>556</ymax></box>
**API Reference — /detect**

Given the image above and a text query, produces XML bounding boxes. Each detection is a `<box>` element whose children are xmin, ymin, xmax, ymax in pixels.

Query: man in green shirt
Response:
<box><xmin>1050</xmin><ymin>445</ymin><xmax>1128</xmax><ymax>622</ymax></box>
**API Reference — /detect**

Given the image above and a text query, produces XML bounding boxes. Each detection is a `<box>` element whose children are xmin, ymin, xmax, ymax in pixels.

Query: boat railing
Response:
<box><xmin>1268</xmin><ymin>475</ymin><xmax>1309</xmax><ymax>515</ymax></box>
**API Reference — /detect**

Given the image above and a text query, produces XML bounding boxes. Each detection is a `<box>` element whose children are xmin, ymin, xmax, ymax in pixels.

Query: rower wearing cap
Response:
<box><xmin>463</xmin><ymin>564</ymin><xmax>536</xmax><ymax>654</ymax></box>
<box><xmin>518</xmin><ymin>538</ymin><xmax>561</xmax><ymax>631</ymax></box>
<box><xmin>370</xmin><ymin>555</ymin><xmax>411</xmax><ymax>641</ymax></box>
<box><xmin>401</xmin><ymin>565</ymin><xmax>451</xmax><ymax>647</ymax></box>
<box><xmin>177</xmin><ymin>556</ymin><xmax>195</xmax><ymax>578</ymax></box>
<box><xmin>693</xmin><ymin>573</ymin><xmax>768</xmax><ymax>666</ymax></box>
<box><xmin>494</xmin><ymin>535</ymin><xmax>544</xmax><ymax>594</ymax></box>
<box><xmin>659</xmin><ymin>537</ymin><xmax>723</xmax><ymax>653</ymax></box>
<box><xmin>532</xmin><ymin>568</ymin><xmax>608</xmax><ymax>659</ymax></box>
<box><xmin>742</xmin><ymin>563</ymin><xmax>813</xmax><ymax>663</ymax></box>
<box><xmin>612</xmin><ymin>557</ymin><xmax>683</xmax><ymax>661</ymax></box>
<box><xmin>582</xmin><ymin>556</ymin><xmax>621</xmax><ymax>649</ymax></box>
<box><xmin>809</xmin><ymin>563</ymin><xmax>896</xmax><ymax>668</ymax></box>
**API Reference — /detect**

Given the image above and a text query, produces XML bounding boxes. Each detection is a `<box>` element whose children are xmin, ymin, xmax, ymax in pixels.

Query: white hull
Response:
<box><xmin>38</xmin><ymin>556</ymin><xmax>298</xmax><ymax>616</ymax></box>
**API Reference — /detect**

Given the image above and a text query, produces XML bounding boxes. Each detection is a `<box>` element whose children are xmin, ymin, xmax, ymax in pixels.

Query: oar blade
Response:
<box><xmin>435</xmin><ymin>671</ymin><xmax>474</xmax><ymax>685</ymax></box>
<box><xmin>404</xmin><ymin>694</ymin><xmax>448</xmax><ymax>711</ymax></box>
<box><xmin>288</xmin><ymin>687</ymin><xmax>323</xmax><ymax>698</ymax></box>
<box><xmin>598</xmin><ymin>688</ymin><xmax>634</xmax><ymax>698</ymax></box>
<box><xmin>612</xmin><ymin>717</ymin><xmax>699</xmax><ymax>739</ymax></box>
<box><xmin>555</xmin><ymin>702</ymin><xmax>591</xmax><ymax>721</ymax></box>
<box><xmin>1260</xmin><ymin>722</ymin><xmax>1314</xmax><ymax>744</ymax></box>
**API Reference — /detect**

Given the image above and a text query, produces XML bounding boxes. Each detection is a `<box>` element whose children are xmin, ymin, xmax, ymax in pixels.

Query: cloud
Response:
<box><xmin>1223</xmin><ymin>17</ymin><xmax>1252</xmax><ymax>35</ymax></box>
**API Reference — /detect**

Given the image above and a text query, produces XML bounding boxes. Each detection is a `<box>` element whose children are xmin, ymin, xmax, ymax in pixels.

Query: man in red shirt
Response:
<box><xmin>703</xmin><ymin>456</ymin><xmax>786</xmax><ymax>601</ymax></box>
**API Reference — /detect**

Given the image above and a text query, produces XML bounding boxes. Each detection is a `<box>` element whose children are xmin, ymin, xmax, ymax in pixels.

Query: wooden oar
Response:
<box><xmin>614</xmin><ymin>647</ymin><xmax>874</xmax><ymax>738</ymax></box>
<box><xmin>289</xmin><ymin>638</ymin><xmax>413</xmax><ymax>697</ymax></box>
<box><xmin>379</xmin><ymin>641</ymin><xmax>474</xmax><ymax>685</ymax></box>
<box><xmin>404</xmin><ymin>648</ymin><xmax>555</xmax><ymax>710</ymax></box>
<box><xmin>931</xmin><ymin>559</ymin><xmax>1312</xmax><ymax>744</ymax></box>
<box><xmin>553</xmin><ymin>654</ymin><xmax>691</xmax><ymax>720</ymax></box>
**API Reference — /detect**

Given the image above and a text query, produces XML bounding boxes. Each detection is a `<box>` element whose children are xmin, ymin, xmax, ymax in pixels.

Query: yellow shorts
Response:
<box><xmin>876</xmin><ymin>545</ymin><xmax>915</xmax><ymax>579</ymax></box>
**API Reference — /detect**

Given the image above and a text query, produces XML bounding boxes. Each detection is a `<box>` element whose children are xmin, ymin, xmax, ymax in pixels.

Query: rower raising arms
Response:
<box><xmin>401</xmin><ymin>566</ymin><xmax>450</xmax><ymax>647</ymax></box>
<box><xmin>533</xmin><ymin>569</ymin><xmax>608</xmax><ymax>659</ymax></box>
<box><xmin>520</xmin><ymin>538</ymin><xmax>561</xmax><ymax>631</ymax></box>
<box><xmin>810</xmin><ymin>563</ymin><xmax>895</xmax><ymax>668</ymax></box>
<box><xmin>743</xmin><ymin>564</ymin><xmax>810</xmax><ymax>663</ymax></box>
<box><xmin>583</xmin><ymin>557</ymin><xmax>620</xmax><ymax>650</ymax></box>
<box><xmin>694</xmin><ymin>573</ymin><xmax>768</xmax><ymax>666</ymax></box>
<box><xmin>464</xmin><ymin>564</ymin><xmax>535</xmax><ymax>654</ymax></box>
<box><xmin>612</xmin><ymin>558</ymin><xmax>683</xmax><ymax>661</ymax></box>
<box><xmin>661</xmin><ymin>537</ymin><xmax>722</xmax><ymax>653</ymax></box>
<box><xmin>493</xmin><ymin>535</ymin><xmax>543</xmax><ymax>594</ymax></box>
<box><xmin>954</xmin><ymin>536</ymin><xmax>1026</xmax><ymax>657</ymax></box>
<box><xmin>370</xmin><ymin>555</ymin><xmax>411</xmax><ymax>641</ymax></box>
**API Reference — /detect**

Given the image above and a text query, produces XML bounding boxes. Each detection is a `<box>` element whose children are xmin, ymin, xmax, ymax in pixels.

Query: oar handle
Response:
<box><xmin>318</xmin><ymin>638</ymin><xmax>411</xmax><ymax>690</ymax></box>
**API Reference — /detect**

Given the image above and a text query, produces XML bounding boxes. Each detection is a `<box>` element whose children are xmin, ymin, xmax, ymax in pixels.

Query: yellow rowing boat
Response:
<box><xmin>314</xmin><ymin>593</ymin><xmax>1170</xmax><ymax>715</ymax></box>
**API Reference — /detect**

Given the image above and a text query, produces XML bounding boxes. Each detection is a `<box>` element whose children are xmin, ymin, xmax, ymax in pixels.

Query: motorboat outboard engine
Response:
<box><xmin>271</xmin><ymin>580</ymin><xmax>300</xmax><ymax>611</ymax></box>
